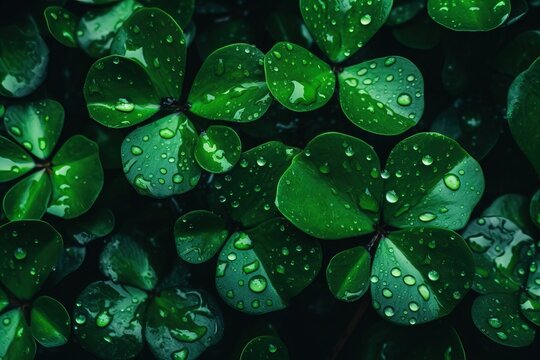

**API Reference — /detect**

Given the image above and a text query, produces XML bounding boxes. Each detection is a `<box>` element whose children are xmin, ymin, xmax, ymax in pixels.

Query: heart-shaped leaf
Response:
<box><xmin>0</xmin><ymin>309</ymin><xmax>36</xmax><ymax>360</ymax></box>
<box><xmin>531</xmin><ymin>189</ymin><xmax>540</xmax><ymax>228</ymax></box>
<box><xmin>140</xmin><ymin>0</ymin><xmax>195</xmax><ymax>28</ymax></box>
<box><xmin>371</xmin><ymin>228</ymin><xmax>474</xmax><ymax>325</ymax></box>
<box><xmin>300</xmin><ymin>0</ymin><xmax>392</xmax><ymax>63</ymax></box>
<box><xmin>210</xmin><ymin>141</ymin><xmax>299</xmax><ymax>228</ymax></box>
<box><xmin>482</xmin><ymin>194</ymin><xmax>535</xmax><ymax>235</ymax></box>
<box><xmin>73</xmin><ymin>281</ymin><xmax>148</xmax><ymax>359</ymax></box>
<box><xmin>428</xmin><ymin>0</ymin><xmax>511</xmax><ymax>31</ymax></box>
<box><xmin>264</xmin><ymin>42</ymin><xmax>335</xmax><ymax>112</ymax></box>
<box><xmin>112</xmin><ymin>7</ymin><xmax>186</xmax><ymax>99</ymax></box>
<box><xmin>189</xmin><ymin>44</ymin><xmax>272</xmax><ymax>122</ymax></box>
<box><xmin>99</xmin><ymin>233</ymin><xmax>162</xmax><ymax>290</ymax></box>
<box><xmin>472</xmin><ymin>293</ymin><xmax>535</xmax><ymax>347</ymax></box>
<box><xmin>276</xmin><ymin>132</ymin><xmax>382</xmax><ymax>239</ymax></box>
<box><xmin>215</xmin><ymin>218</ymin><xmax>322</xmax><ymax>314</ymax></box>
<box><xmin>47</xmin><ymin>135</ymin><xmax>104</xmax><ymax>219</ymax></box>
<box><xmin>0</xmin><ymin>220</ymin><xmax>63</xmax><ymax>300</ymax></box>
<box><xmin>145</xmin><ymin>288</ymin><xmax>224</xmax><ymax>360</ymax></box>
<box><xmin>3</xmin><ymin>169</ymin><xmax>52</xmax><ymax>220</ymax></box>
<box><xmin>4</xmin><ymin>99</ymin><xmax>64</xmax><ymax>159</ymax></box>
<box><xmin>240</xmin><ymin>335</ymin><xmax>289</xmax><ymax>360</ymax></box>
<box><xmin>507</xmin><ymin>58</ymin><xmax>540</xmax><ymax>174</ymax></box>
<box><xmin>77</xmin><ymin>0</ymin><xmax>140</xmax><ymax>58</ymax></box>
<box><xmin>338</xmin><ymin>56</ymin><xmax>424</xmax><ymax>135</ymax></box>
<box><xmin>462</xmin><ymin>217</ymin><xmax>534</xmax><ymax>294</ymax></box>
<box><xmin>174</xmin><ymin>210</ymin><xmax>228</xmax><ymax>264</ymax></box>
<box><xmin>383</xmin><ymin>132</ymin><xmax>484</xmax><ymax>230</ymax></box>
<box><xmin>121</xmin><ymin>113</ymin><xmax>200</xmax><ymax>198</ymax></box>
<box><xmin>0</xmin><ymin>16</ymin><xmax>48</xmax><ymax>98</ymax></box>
<box><xmin>194</xmin><ymin>125</ymin><xmax>241</xmax><ymax>173</ymax></box>
<box><xmin>0</xmin><ymin>136</ymin><xmax>35</xmax><ymax>182</ymax></box>
<box><xmin>84</xmin><ymin>55</ymin><xmax>160</xmax><ymax>128</ymax></box>
<box><xmin>30</xmin><ymin>296</ymin><xmax>71</xmax><ymax>348</ymax></box>
<box><xmin>44</xmin><ymin>6</ymin><xmax>78</xmax><ymax>48</ymax></box>
<box><xmin>326</xmin><ymin>246</ymin><xmax>371</xmax><ymax>302</ymax></box>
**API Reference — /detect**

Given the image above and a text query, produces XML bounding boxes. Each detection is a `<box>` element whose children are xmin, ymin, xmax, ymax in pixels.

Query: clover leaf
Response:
<box><xmin>427</xmin><ymin>0</ymin><xmax>511</xmax><ymax>31</ymax></box>
<box><xmin>240</xmin><ymin>335</ymin><xmax>289</xmax><ymax>360</ymax></box>
<box><xmin>326</xmin><ymin>246</ymin><xmax>371</xmax><ymax>302</ymax></box>
<box><xmin>44</xmin><ymin>6</ymin><xmax>78</xmax><ymax>48</ymax></box>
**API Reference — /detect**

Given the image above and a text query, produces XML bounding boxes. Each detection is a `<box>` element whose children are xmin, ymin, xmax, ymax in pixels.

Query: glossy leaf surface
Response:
<box><xmin>44</xmin><ymin>6</ymin><xmax>78</xmax><ymax>48</ymax></box>
<box><xmin>428</xmin><ymin>0</ymin><xmax>511</xmax><ymax>31</ymax></box>
<box><xmin>3</xmin><ymin>169</ymin><xmax>51</xmax><ymax>220</ymax></box>
<box><xmin>326</xmin><ymin>246</ymin><xmax>371</xmax><ymax>302</ymax></box>
<box><xmin>0</xmin><ymin>309</ymin><xmax>36</xmax><ymax>360</ymax></box>
<box><xmin>30</xmin><ymin>296</ymin><xmax>71</xmax><ymax>348</ymax></box>
<box><xmin>194</xmin><ymin>125</ymin><xmax>241</xmax><ymax>173</ymax></box>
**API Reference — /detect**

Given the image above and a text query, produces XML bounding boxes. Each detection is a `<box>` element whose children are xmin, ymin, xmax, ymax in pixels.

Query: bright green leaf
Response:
<box><xmin>194</xmin><ymin>125</ymin><xmax>241</xmax><ymax>173</ymax></box>
<box><xmin>30</xmin><ymin>296</ymin><xmax>71</xmax><ymax>348</ymax></box>
<box><xmin>0</xmin><ymin>309</ymin><xmax>36</xmax><ymax>360</ymax></box>
<box><xmin>3</xmin><ymin>169</ymin><xmax>52</xmax><ymax>220</ymax></box>
<box><xmin>264</xmin><ymin>42</ymin><xmax>335</xmax><ymax>112</ymax></box>
<box><xmin>326</xmin><ymin>246</ymin><xmax>371</xmax><ymax>302</ymax></box>
<box><xmin>44</xmin><ymin>6</ymin><xmax>78</xmax><ymax>47</ymax></box>
<box><xmin>428</xmin><ymin>0</ymin><xmax>511</xmax><ymax>31</ymax></box>
<box><xmin>0</xmin><ymin>136</ymin><xmax>34</xmax><ymax>183</ymax></box>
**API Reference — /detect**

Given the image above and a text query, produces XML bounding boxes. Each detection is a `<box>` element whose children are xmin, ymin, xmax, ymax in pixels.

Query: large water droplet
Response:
<box><xmin>443</xmin><ymin>173</ymin><xmax>461</xmax><ymax>191</ymax></box>
<box><xmin>115</xmin><ymin>98</ymin><xmax>135</xmax><ymax>112</ymax></box>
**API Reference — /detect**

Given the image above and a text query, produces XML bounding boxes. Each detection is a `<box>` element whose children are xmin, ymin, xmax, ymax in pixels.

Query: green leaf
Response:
<box><xmin>47</xmin><ymin>135</ymin><xmax>104</xmax><ymax>219</ymax></box>
<box><xmin>0</xmin><ymin>287</ymin><xmax>8</xmax><ymax>313</ymax></box>
<box><xmin>428</xmin><ymin>0</ymin><xmax>511</xmax><ymax>31</ymax></box>
<box><xmin>482</xmin><ymin>193</ymin><xmax>535</xmax><ymax>235</ymax></box>
<box><xmin>194</xmin><ymin>125</ymin><xmax>241</xmax><ymax>173</ymax></box>
<box><xmin>371</xmin><ymin>228</ymin><xmax>474</xmax><ymax>325</ymax></box>
<box><xmin>145</xmin><ymin>288</ymin><xmax>224</xmax><ymax>360</ymax></box>
<box><xmin>326</xmin><ymin>246</ymin><xmax>371</xmax><ymax>302</ymax></box>
<box><xmin>264</xmin><ymin>42</ymin><xmax>335</xmax><ymax>112</ymax></box>
<box><xmin>3</xmin><ymin>169</ymin><xmax>52</xmax><ymax>220</ymax></box>
<box><xmin>507</xmin><ymin>58</ymin><xmax>540</xmax><ymax>174</ymax></box>
<box><xmin>383</xmin><ymin>132</ymin><xmax>484</xmax><ymax>230</ymax></box>
<box><xmin>77</xmin><ymin>0</ymin><xmax>140</xmax><ymax>58</ymax></box>
<box><xmin>84</xmin><ymin>55</ymin><xmax>160</xmax><ymax>128</ymax></box>
<box><xmin>189</xmin><ymin>44</ymin><xmax>272</xmax><ymax>122</ymax></box>
<box><xmin>0</xmin><ymin>309</ymin><xmax>36</xmax><ymax>360</ymax></box>
<box><xmin>73</xmin><ymin>281</ymin><xmax>148</xmax><ymax>360</ymax></box>
<box><xmin>195</xmin><ymin>19</ymin><xmax>255</xmax><ymax>59</ymax></box>
<box><xmin>276</xmin><ymin>132</ymin><xmax>382</xmax><ymax>240</ymax></box>
<box><xmin>472</xmin><ymin>293</ymin><xmax>535</xmax><ymax>347</ymax></box>
<box><xmin>215</xmin><ymin>218</ymin><xmax>322</xmax><ymax>314</ymax></box>
<box><xmin>0</xmin><ymin>136</ymin><xmax>34</xmax><ymax>183</ymax></box>
<box><xmin>386</xmin><ymin>0</ymin><xmax>426</xmax><ymax>26</ymax></box>
<box><xmin>61</xmin><ymin>207</ymin><xmax>115</xmax><ymax>245</ymax></box>
<box><xmin>531</xmin><ymin>189</ymin><xmax>540</xmax><ymax>228</ymax></box>
<box><xmin>46</xmin><ymin>246</ymin><xmax>86</xmax><ymax>286</ymax></box>
<box><xmin>520</xmin><ymin>253</ymin><xmax>540</xmax><ymax>325</ymax></box>
<box><xmin>121</xmin><ymin>113</ymin><xmax>201</xmax><ymax>198</ymax></box>
<box><xmin>30</xmin><ymin>296</ymin><xmax>70</xmax><ymax>348</ymax></box>
<box><xmin>140</xmin><ymin>0</ymin><xmax>195</xmax><ymax>28</ymax></box>
<box><xmin>462</xmin><ymin>217</ymin><xmax>534</xmax><ymax>294</ymax></box>
<box><xmin>174</xmin><ymin>210</ymin><xmax>228</xmax><ymax>264</ymax></box>
<box><xmin>0</xmin><ymin>220</ymin><xmax>63</xmax><ymax>300</ymax></box>
<box><xmin>492</xmin><ymin>30</ymin><xmax>540</xmax><ymax>76</ymax></box>
<box><xmin>300</xmin><ymin>0</ymin><xmax>392</xmax><ymax>63</ymax></box>
<box><xmin>338</xmin><ymin>56</ymin><xmax>424</xmax><ymax>135</ymax></box>
<box><xmin>44</xmin><ymin>6</ymin><xmax>78</xmax><ymax>47</ymax></box>
<box><xmin>75</xmin><ymin>0</ymin><xmax>122</xmax><ymax>4</ymax></box>
<box><xmin>240</xmin><ymin>335</ymin><xmax>289</xmax><ymax>360</ymax></box>
<box><xmin>4</xmin><ymin>99</ymin><xmax>65</xmax><ymax>159</ymax></box>
<box><xmin>0</xmin><ymin>17</ymin><xmax>49</xmax><ymax>98</ymax></box>
<box><xmin>266</xmin><ymin>10</ymin><xmax>313</xmax><ymax>49</ymax></box>
<box><xmin>391</xmin><ymin>16</ymin><xmax>442</xmax><ymax>50</ymax></box>
<box><xmin>112</xmin><ymin>7</ymin><xmax>186</xmax><ymax>99</ymax></box>
<box><xmin>99</xmin><ymin>233</ymin><xmax>162</xmax><ymax>290</ymax></box>
<box><xmin>210</xmin><ymin>141</ymin><xmax>299</xmax><ymax>228</ymax></box>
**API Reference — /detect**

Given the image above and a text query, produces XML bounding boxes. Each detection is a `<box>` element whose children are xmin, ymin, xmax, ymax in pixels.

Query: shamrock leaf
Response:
<box><xmin>194</xmin><ymin>125</ymin><xmax>242</xmax><ymax>173</ymax></box>
<box><xmin>240</xmin><ymin>335</ymin><xmax>289</xmax><ymax>360</ymax></box>
<box><xmin>326</xmin><ymin>246</ymin><xmax>371</xmax><ymax>302</ymax></box>
<box><xmin>44</xmin><ymin>6</ymin><xmax>78</xmax><ymax>48</ymax></box>
<box><xmin>427</xmin><ymin>0</ymin><xmax>511</xmax><ymax>31</ymax></box>
<box><xmin>30</xmin><ymin>296</ymin><xmax>71</xmax><ymax>347</ymax></box>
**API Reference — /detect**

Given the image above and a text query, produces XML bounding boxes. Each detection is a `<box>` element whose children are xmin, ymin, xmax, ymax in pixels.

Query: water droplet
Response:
<box><xmin>390</xmin><ymin>267</ymin><xmax>402</xmax><ymax>277</ymax></box>
<box><xmin>95</xmin><ymin>311</ymin><xmax>112</xmax><ymax>327</ymax></box>
<box><xmin>409</xmin><ymin>301</ymin><xmax>419</xmax><ymax>312</ymax></box>
<box><xmin>428</xmin><ymin>270</ymin><xmax>440</xmax><ymax>281</ymax></box>
<box><xmin>159</xmin><ymin>128</ymin><xmax>175</xmax><ymax>139</ymax></box>
<box><xmin>403</xmin><ymin>275</ymin><xmax>416</xmax><ymax>285</ymax></box>
<box><xmin>9</xmin><ymin>126</ymin><xmax>21</xmax><ymax>137</ymax></box>
<box><xmin>419</xmin><ymin>212</ymin><xmax>436</xmax><ymax>222</ymax></box>
<box><xmin>130</xmin><ymin>146</ymin><xmax>143</xmax><ymax>155</ymax></box>
<box><xmin>172</xmin><ymin>348</ymin><xmax>189</xmax><ymax>360</ymax></box>
<box><xmin>397</xmin><ymin>93</ymin><xmax>412</xmax><ymax>106</ymax></box>
<box><xmin>418</xmin><ymin>284</ymin><xmax>430</xmax><ymax>301</ymax></box>
<box><xmin>13</xmin><ymin>247</ymin><xmax>26</xmax><ymax>260</ymax></box>
<box><xmin>115</xmin><ymin>98</ymin><xmax>134</xmax><ymax>112</ymax></box>
<box><xmin>385</xmin><ymin>190</ymin><xmax>399</xmax><ymax>203</ymax></box>
<box><xmin>496</xmin><ymin>331</ymin><xmax>508</xmax><ymax>341</ymax></box>
<box><xmin>248</xmin><ymin>275</ymin><xmax>267</xmax><ymax>293</ymax></box>
<box><xmin>383</xmin><ymin>306</ymin><xmax>395</xmax><ymax>317</ymax></box>
<box><xmin>165</xmin><ymin>34</ymin><xmax>174</xmax><ymax>43</ymax></box>
<box><xmin>443</xmin><ymin>173</ymin><xmax>461</xmax><ymax>191</ymax></box>
<box><xmin>360</xmin><ymin>14</ymin><xmax>372</xmax><ymax>25</ymax></box>
<box><xmin>75</xmin><ymin>314</ymin><xmax>86</xmax><ymax>325</ymax></box>
<box><xmin>488</xmin><ymin>317</ymin><xmax>502</xmax><ymax>329</ymax></box>
<box><xmin>421</xmin><ymin>155</ymin><xmax>433</xmax><ymax>166</ymax></box>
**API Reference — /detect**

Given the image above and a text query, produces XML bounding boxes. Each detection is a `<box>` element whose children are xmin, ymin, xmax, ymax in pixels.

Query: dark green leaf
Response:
<box><xmin>0</xmin><ymin>17</ymin><xmax>48</xmax><ymax>98</ymax></box>
<box><xmin>145</xmin><ymin>288</ymin><xmax>224</xmax><ymax>360</ymax></box>
<box><xmin>75</xmin><ymin>0</ymin><xmax>121</xmax><ymax>3</ymax></box>
<box><xmin>531</xmin><ymin>189</ymin><xmax>540</xmax><ymax>228</ymax></box>
<box><xmin>0</xmin><ymin>136</ymin><xmax>34</xmax><ymax>182</ymax></box>
<box><xmin>383</xmin><ymin>132</ymin><xmax>484</xmax><ymax>230</ymax></box>
<box><xmin>77</xmin><ymin>0</ymin><xmax>140</xmax><ymax>58</ymax></box>
<box><xmin>112</xmin><ymin>7</ymin><xmax>186</xmax><ymax>99</ymax></box>
<box><xmin>3</xmin><ymin>169</ymin><xmax>52</xmax><ymax>220</ymax></box>
<box><xmin>215</xmin><ymin>218</ymin><xmax>322</xmax><ymax>314</ymax></box>
<box><xmin>240</xmin><ymin>335</ymin><xmax>289</xmax><ymax>360</ymax></box>
<box><xmin>46</xmin><ymin>246</ymin><xmax>86</xmax><ymax>286</ymax></box>
<box><xmin>0</xmin><ymin>309</ymin><xmax>36</xmax><ymax>360</ymax></box>
<box><xmin>492</xmin><ymin>30</ymin><xmax>540</xmax><ymax>76</ymax></box>
<box><xmin>194</xmin><ymin>125</ymin><xmax>241</xmax><ymax>173</ymax></box>
<box><xmin>0</xmin><ymin>287</ymin><xmax>8</xmax><ymax>313</ymax></box>
<box><xmin>462</xmin><ymin>217</ymin><xmax>534</xmax><ymax>294</ymax></box>
<box><xmin>264</xmin><ymin>42</ymin><xmax>335</xmax><ymax>112</ymax></box>
<box><xmin>276</xmin><ymin>132</ymin><xmax>382</xmax><ymax>240</ymax></box>
<box><xmin>210</xmin><ymin>141</ymin><xmax>299</xmax><ymax>228</ymax></box>
<box><xmin>520</xmin><ymin>253</ymin><xmax>540</xmax><ymax>325</ymax></box>
<box><xmin>174</xmin><ymin>210</ymin><xmax>228</xmax><ymax>264</ymax></box>
<box><xmin>391</xmin><ymin>16</ymin><xmax>442</xmax><ymax>50</ymax></box>
<box><xmin>0</xmin><ymin>220</ymin><xmax>63</xmax><ymax>300</ymax></box>
<box><xmin>300</xmin><ymin>0</ymin><xmax>392</xmax><ymax>63</ymax></box>
<box><xmin>189</xmin><ymin>44</ymin><xmax>272</xmax><ymax>122</ymax></box>
<box><xmin>84</xmin><ymin>55</ymin><xmax>160</xmax><ymax>128</ymax></box>
<box><xmin>121</xmin><ymin>113</ymin><xmax>200</xmax><ymax>198</ymax></box>
<box><xmin>73</xmin><ymin>281</ymin><xmax>148</xmax><ymax>360</ymax></box>
<box><xmin>338</xmin><ymin>56</ymin><xmax>424</xmax><ymax>135</ymax></box>
<box><xmin>195</xmin><ymin>19</ymin><xmax>255</xmax><ymax>59</ymax></box>
<box><xmin>30</xmin><ymin>296</ymin><xmax>70</xmax><ymax>348</ymax></box>
<box><xmin>371</xmin><ymin>228</ymin><xmax>474</xmax><ymax>325</ymax></box>
<box><xmin>44</xmin><ymin>6</ymin><xmax>78</xmax><ymax>47</ymax></box>
<box><xmin>482</xmin><ymin>193</ymin><xmax>535</xmax><ymax>235</ymax></box>
<box><xmin>266</xmin><ymin>11</ymin><xmax>313</xmax><ymax>49</ymax></box>
<box><xmin>61</xmin><ymin>207</ymin><xmax>115</xmax><ymax>245</ymax></box>
<box><xmin>140</xmin><ymin>0</ymin><xmax>194</xmax><ymax>28</ymax></box>
<box><xmin>472</xmin><ymin>293</ymin><xmax>535</xmax><ymax>347</ymax></box>
<box><xmin>47</xmin><ymin>135</ymin><xmax>104</xmax><ymax>219</ymax></box>
<box><xmin>386</xmin><ymin>0</ymin><xmax>426</xmax><ymax>26</ymax></box>
<box><xmin>507</xmin><ymin>58</ymin><xmax>540</xmax><ymax>174</ymax></box>
<box><xmin>428</xmin><ymin>0</ymin><xmax>511</xmax><ymax>31</ymax></box>
<box><xmin>326</xmin><ymin>246</ymin><xmax>371</xmax><ymax>302</ymax></box>
<box><xmin>4</xmin><ymin>99</ymin><xmax>64</xmax><ymax>159</ymax></box>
